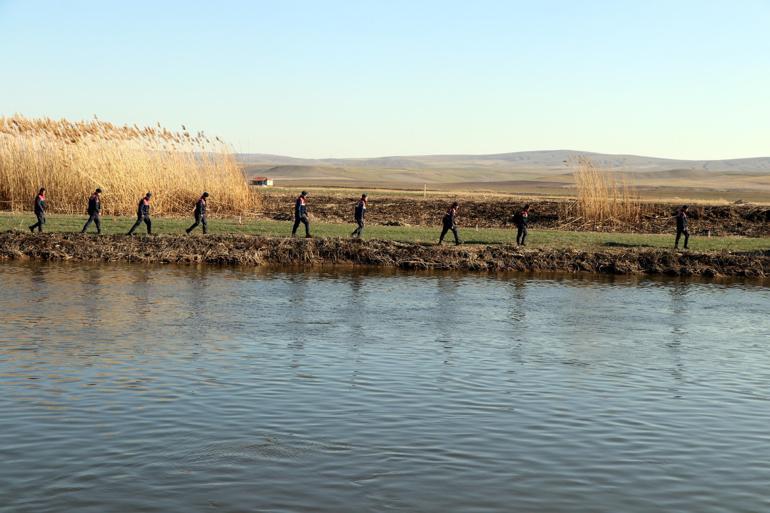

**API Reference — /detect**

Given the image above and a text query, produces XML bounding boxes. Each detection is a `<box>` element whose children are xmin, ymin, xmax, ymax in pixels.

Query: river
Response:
<box><xmin>1</xmin><ymin>262</ymin><xmax>769</xmax><ymax>513</ymax></box>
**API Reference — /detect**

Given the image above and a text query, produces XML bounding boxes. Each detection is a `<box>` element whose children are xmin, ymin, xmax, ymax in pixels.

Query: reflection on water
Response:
<box><xmin>1</xmin><ymin>262</ymin><xmax>770</xmax><ymax>513</ymax></box>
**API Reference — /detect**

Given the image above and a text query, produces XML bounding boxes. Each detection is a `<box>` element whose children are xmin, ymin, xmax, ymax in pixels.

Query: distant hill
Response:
<box><xmin>237</xmin><ymin>150</ymin><xmax>770</xmax><ymax>200</ymax></box>
<box><xmin>238</xmin><ymin>150</ymin><xmax>770</xmax><ymax>174</ymax></box>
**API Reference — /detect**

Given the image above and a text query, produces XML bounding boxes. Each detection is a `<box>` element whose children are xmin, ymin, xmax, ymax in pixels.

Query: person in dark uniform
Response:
<box><xmin>186</xmin><ymin>192</ymin><xmax>209</xmax><ymax>234</ymax></box>
<box><xmin>127</xmin><ymin>192</ymin><xmax>153</xmax><ymax>235</ymax></box>
<box><xmin>351</xmin><ymin>193</ymin><xmax>367</xmax><ymax>238</ymax></box>
<box><xmin>675</xmin><ymin>205</ymin><xmax>690</xmax><ymax>249</ymax></box>
<box><xmin>438</xmin><ymin>201</ymin><xmax>461</xmax><ymax>245</ymax></box>
<box><xmin>292</xmin><ymin>191</ymin><xmax>311</xmax><ymax>237</ymax></box>
<box><xmin>81</xmin><ymin>188</ymin><xmax>103</xmax><ymax>234</ymax></box>
<box><xmin>514</xmin><ymin>204</ymin><xmax>530</xmax><ymax>246</ymax></box>
<box><xmin>29</xmin><ymin>187</ymin><xmax>46</xmax><ymax>233</ymax></box>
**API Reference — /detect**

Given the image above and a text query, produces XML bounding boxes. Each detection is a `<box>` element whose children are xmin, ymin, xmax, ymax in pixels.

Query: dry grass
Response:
<box><xmin>0</xmin><ymin>115</ymin><xmax>258</xmax><ymax>216</ymax></box>
<box><xmin>1</xmin><ymin>232</ymin><xmax>768</xmax><ymax>278</ymax></box>
<box><xmin>570</xmin><ymin>156</ymin><xmax>641</xmax><ymax>226</ymax></box>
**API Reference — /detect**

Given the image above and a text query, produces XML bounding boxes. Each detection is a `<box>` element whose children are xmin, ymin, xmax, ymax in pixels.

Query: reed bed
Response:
<box><xmin>570</xmin><ymin>156</ymin><xmax>641</xmax><ymax>226</ymax></box>
<box><xmin>0</xmin><ymin>115</ymin><xmax>257</xmax><ymax>216</ymax></box>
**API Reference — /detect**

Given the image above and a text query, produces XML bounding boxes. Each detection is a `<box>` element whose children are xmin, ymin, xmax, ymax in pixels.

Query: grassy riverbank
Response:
<box><xmin>1</xmin><ymin>212</ymin><xmax>769</xmax><ymax>252</ymax></box>
<box><xmin>1</xmin><ymin>232</ymin><xmax>768</xmax><ymax>278</ymax></box>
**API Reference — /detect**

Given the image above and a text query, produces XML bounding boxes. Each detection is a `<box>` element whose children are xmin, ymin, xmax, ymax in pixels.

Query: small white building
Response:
<box><xmin>250</xmin><ymin>176</ymin><xmax>274</xmax><ymax>187</ymax></box>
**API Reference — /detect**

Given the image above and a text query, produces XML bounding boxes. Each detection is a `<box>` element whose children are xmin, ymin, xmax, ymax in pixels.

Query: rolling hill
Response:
<box><xmin>237</xmin><ymin>150</ymin><xmax>770</xmax><ymax>200</ymax></box>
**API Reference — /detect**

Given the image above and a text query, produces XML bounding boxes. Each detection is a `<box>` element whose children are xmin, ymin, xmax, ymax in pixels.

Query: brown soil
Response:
<box><xmin>2</xmin><ymin>232</ymin><xmax>768</xmax><ymax>278</ymax></box>
<box><xmin>259</xmin><ymin>193</ymin><xmax>770</xmax><ymax>237</ymax></box>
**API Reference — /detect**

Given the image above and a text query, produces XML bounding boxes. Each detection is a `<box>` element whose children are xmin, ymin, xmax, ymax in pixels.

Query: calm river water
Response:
<box><xmin>1</xmin><ymin>262</ymin><xmax>769</xmax><ymax>513</ymax></box>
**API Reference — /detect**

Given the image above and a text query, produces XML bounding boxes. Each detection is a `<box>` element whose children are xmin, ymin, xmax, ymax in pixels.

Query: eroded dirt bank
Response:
<box><xmin>260</xmin><ymin>193</ymin><xmax>770</xmax><ymax>237</ymax></box>
<box><xmin>1</xmin><ymin>232</ymin><xmax>768</xmax><ymax>278</ymax></box>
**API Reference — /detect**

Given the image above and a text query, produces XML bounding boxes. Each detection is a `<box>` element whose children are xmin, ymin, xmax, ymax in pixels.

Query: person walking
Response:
<box><xmin>81</xmin><ymin>188</ymin><xmax>103</xmax><ymax>234</ymax></box>
<box><xmin>292</xmin><ymin>191</ymin><xmax>311</xmax><ymax>238</ymax></box>
<box><xmin>127</xmin><ymin>192</ymin><xmax>153</xmax><ymax>235</ymax></box>
<box><xmin>186</xmin><ymin>192</ymin><xmax>209</xmax><ymax>234</ymax></box>
<box><xmin>675</xmin><ymin>205</ymin><xmax>690</xmax><ymax>249</ymax></box>
<box><xmin>514</xmin><ymin>204</ymin><xmax>530</xmax><ymax>246</ymax></box>
<box><xmin>28</xmin><ymin>188</ymin><xmax>46</xmax><ymax>233</ymax></box>
<box><xmin>351</xmin><ymin>193</ymin><xmax>367</xmax><ymax>238</ymax></box>
<box><xmin>438</xmin><ymin>201</ymin><xmax>461</xmax><ymax>245</ymax></box>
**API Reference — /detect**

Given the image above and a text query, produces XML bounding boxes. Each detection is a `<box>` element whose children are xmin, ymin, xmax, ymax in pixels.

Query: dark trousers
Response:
<box><xmin>675</xmin><ymin>228</ymin><xmax>689</xmax><ymax>249</ymax></box>
<box><xmin>29</xmin><ymin>212</ymin><xmax>45</xmax><ymax>232</ymax></box>
<box><xmin>186</xmin><ymin>214</ymin><xmax>207</xmax><ymax>234</ymax></box>
<box><xmin>351</xmin><ymin>218</ymin><xmax>364</xmax><ymax>237</ymax></box>
<box><xmin>81</xmin><ymin>214</ymin><xmax>101</xmax><ymax>234</ymax></box>
<box><xmin>439</xmin><ymin>224</ymin><xmax>460</xmax><ymax>244</ymax></box>
<box><xmin>516</xmin><ymin>225</ymin><xmax>528</xmax><ymax>245</ymax></box>
<box><xmin>292</xmin><ymin>215</ymin><xmax>310</xmax><ymax>237</ymax></box>
<box><xmin>128</xmin><ymin>215</ymin><xmax>152</xmax><ymax>235</ymax></box>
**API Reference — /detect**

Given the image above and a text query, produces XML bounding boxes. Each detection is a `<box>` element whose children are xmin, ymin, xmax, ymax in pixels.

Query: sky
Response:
<box><xmin>1</xmin><ymin>0</ymin><xmax>769</xmax><ymax>159</ymax></box>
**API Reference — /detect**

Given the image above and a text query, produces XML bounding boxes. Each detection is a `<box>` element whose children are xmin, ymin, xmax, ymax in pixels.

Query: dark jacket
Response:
<box><xmin>194</xmin><ymin>197</ymin><xmax>207</xmax><ymax>217</ymax></box>
<box><xmin>354</xmin><ymin>199</ymin><xmax>367</xmax><ymax>221</ymax></box>
<box><xmin>87</xmin><ymin>194</ymin><xmax>101</xmax><ymax>215</ymax></box>
<box><xmin>34</xmin><ymin>194</ymin><xmax>46</xmax><ymax>214</ymax></box>
<box><xmin>443</xmin><ymin>206</ymin><xmax>458</xmax><ymax>227</ymax></box>
<box><xmin>676</xmin><ymin>210</ymin><xmax>688</xmax><ymax>231</ymax></box>
<box><xmin>514</xmin><ymin>210</ymin><xmax>529</xmax><ymax>228</ymax></box>
<box><xmin>137</xmin><ymin>197</ymin><xmax>150</xmax><ymax>218</ymax></box>
<box><xmin>295</xmin><ymin>195</ymin><xmax>307</xmax><ymax>218</ymax></box>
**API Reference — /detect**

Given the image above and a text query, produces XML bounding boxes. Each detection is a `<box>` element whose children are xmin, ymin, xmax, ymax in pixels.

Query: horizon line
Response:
<box><xmin>236</xmin><ymin>149</ymin><xmax>770</xmax><ymax>163</ymax></box>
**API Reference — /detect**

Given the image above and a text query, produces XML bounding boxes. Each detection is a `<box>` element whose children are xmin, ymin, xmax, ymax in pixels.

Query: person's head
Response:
<box><xmin>38</xmin><ymin>187</ymin><xmax>46</xmax><ymax>195</ymax></box>
<box><xmin>451</xmin><ymin>201</ymin><xmax>459</xmax><ymax>208</ymax></box>
<box><xmin>202</xmin><ymin>192</ymin><xmax>209</xmax><ymax>198</ymax></box>
<box><xmin>682</xmin><ymin>204</ymin><xmax>688</xmax><ymax>211</ymax></box>
<box><xmin>301</xmin><ymin>191</ymin><xmax>308</xmax><ymax>197</ymax></box>
<box><xmin>95</xmin><ymin>188</ymin><xmax>102</xmax><ymax>194</ymax></box>
<box><xmin>523</xmin><ymin>204</ymin><xmax>530</xmax><ymax>211</ymax></box>
<box><xmin>361</xmin><ymin>193</ymin><xmax>367</xmax><ymax>199</ymax></box>
<box><xmin>145</xmin><ymin>192</ymin><xmax>152</xmax><ymax>199</ymax></box>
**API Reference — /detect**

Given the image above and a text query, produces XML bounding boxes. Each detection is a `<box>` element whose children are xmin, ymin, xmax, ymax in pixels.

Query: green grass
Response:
<box><xmin>2</xmin><ymin>212</ymin><xmax>769</xmax><ymax>252</ymax></box>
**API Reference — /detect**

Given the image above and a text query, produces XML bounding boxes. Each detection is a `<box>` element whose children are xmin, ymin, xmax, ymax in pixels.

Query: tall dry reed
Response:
<box><xmin>0</xmin><ymin>115</ymin><xmax>258</xmax><ymax>216</ymax></box>
<box><xmin>572</xmin><ymin>156</ymin><xmax>641</xmax><ymax>225</ymax></box>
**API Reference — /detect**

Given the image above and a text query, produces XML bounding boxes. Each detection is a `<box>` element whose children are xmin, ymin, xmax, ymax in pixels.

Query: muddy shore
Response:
<box><xmin>260</xmin><ymin>193</ymin><xmax>770</xmax><ymax>237</ymax></box>
<box><xmin>1</xmin><ymin>232</ymin><xmax>767</xmax><ymax>278</ymax></box>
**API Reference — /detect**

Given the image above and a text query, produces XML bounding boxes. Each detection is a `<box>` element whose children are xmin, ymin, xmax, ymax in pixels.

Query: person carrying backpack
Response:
<box><xmin>674</xmin><ymin>205</ymin><xmax>690</xmax><ymax>249</ymax></box>
<box><xmin>438</xmin><ymin>202</ymin><xmax>461</xmax><ymax>245</ymax></box>
<box><xmin>186</xmin><ymin>192</ymin><xmax>209</xmax><ymax>234</ymax></box>
<box><xmin>292</xmin><ymin>191</ymin><xmax>311</xmax><ymax>238</ymax></box>
<box><xmin>513</xmin><ymin>204</ymin><xmax>530</xmax><ymax>246</ymax></box>
<box><xmin>351</xmin><ymin>193</ymin><xmax>367</xmax><ymax>238</ymax></box>
<box><xmin>128</xmin><ymin>192</ymin><xmax>153</xmax><ymax>235</ymax></box>
<box><xmin>28</xmin><ymin>187</ymin><xmax>46</xmax><ymax>233</ymax></box>
<box><xmin>81</xmin><ymin>188</ymin><xmax>103</xmax><ymax>234</ymax></box>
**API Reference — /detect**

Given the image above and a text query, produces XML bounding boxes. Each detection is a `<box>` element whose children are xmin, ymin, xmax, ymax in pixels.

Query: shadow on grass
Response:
<box><xmin>447</xmin><ymin>239</ymin><xmax>506</xmax><ymax>246</ymax></box>
<box><xmin>602</xmin><ymin>241</ymin><xmax>656</xmax><ymax>248</ymax></box>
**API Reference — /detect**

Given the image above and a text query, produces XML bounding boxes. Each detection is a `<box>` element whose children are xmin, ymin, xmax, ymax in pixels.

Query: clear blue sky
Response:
<box><xmin>1</xmin><ymin>0</ymin><xmax>768</xmax><ymax>159</ymax></box>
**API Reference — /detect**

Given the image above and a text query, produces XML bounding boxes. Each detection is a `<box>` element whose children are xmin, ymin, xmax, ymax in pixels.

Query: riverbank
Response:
<box><xmin>1</xmin><ymin>232</ymin><xmax>768</xmax><ymax>278</ymax></box>
<box><xmin>2</xmin><ymin>213</ymin><xmax>769</xmax><ymax>252</ymax></box>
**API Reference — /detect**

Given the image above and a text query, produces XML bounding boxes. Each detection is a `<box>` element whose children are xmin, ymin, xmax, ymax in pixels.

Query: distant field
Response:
<box><xmin>242</xmin><ymin>150</ymin><xmax>770</xmax><ymax>203</ymax></box>
<box><xmin>2</xmin><ymin>213</ymin><xmax>768</xmax><ymax>252</ymax></box>
<box><xmin>267</xmin><ymin>175</ymin><xmax>770</xmax><ymax>204</ymax></box>
<box><xmin>258</xmin><ymin>185</ymin><xmax>770</xmax><ymax>208</ymax></box>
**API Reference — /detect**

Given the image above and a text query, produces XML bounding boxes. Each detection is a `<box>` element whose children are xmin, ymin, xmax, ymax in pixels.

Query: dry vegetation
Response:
<box><xmin>1</xmin><ymin>232</ymin><xmax>768</xmax><ymax>278</ymax></box>
<box><xmin>0</xmin><ymin>115</ymin><xmax>257</xmax><ymax>216</ymax></box>
<box><xmin>570</xmin><ymin>156</ymin><xmax>641</xmax><ymax>226</ymax></box>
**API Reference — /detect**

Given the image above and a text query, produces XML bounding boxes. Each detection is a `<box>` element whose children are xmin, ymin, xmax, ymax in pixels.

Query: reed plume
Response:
<box><xmin>0</xmin><ymin>115</ymin><xmax>257</xmax><ymax>216</ymax></box>
<box><xmin>572</xmin><ymin>156</ymin><xmax>641</xmax><ymax>225</ymax></box>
